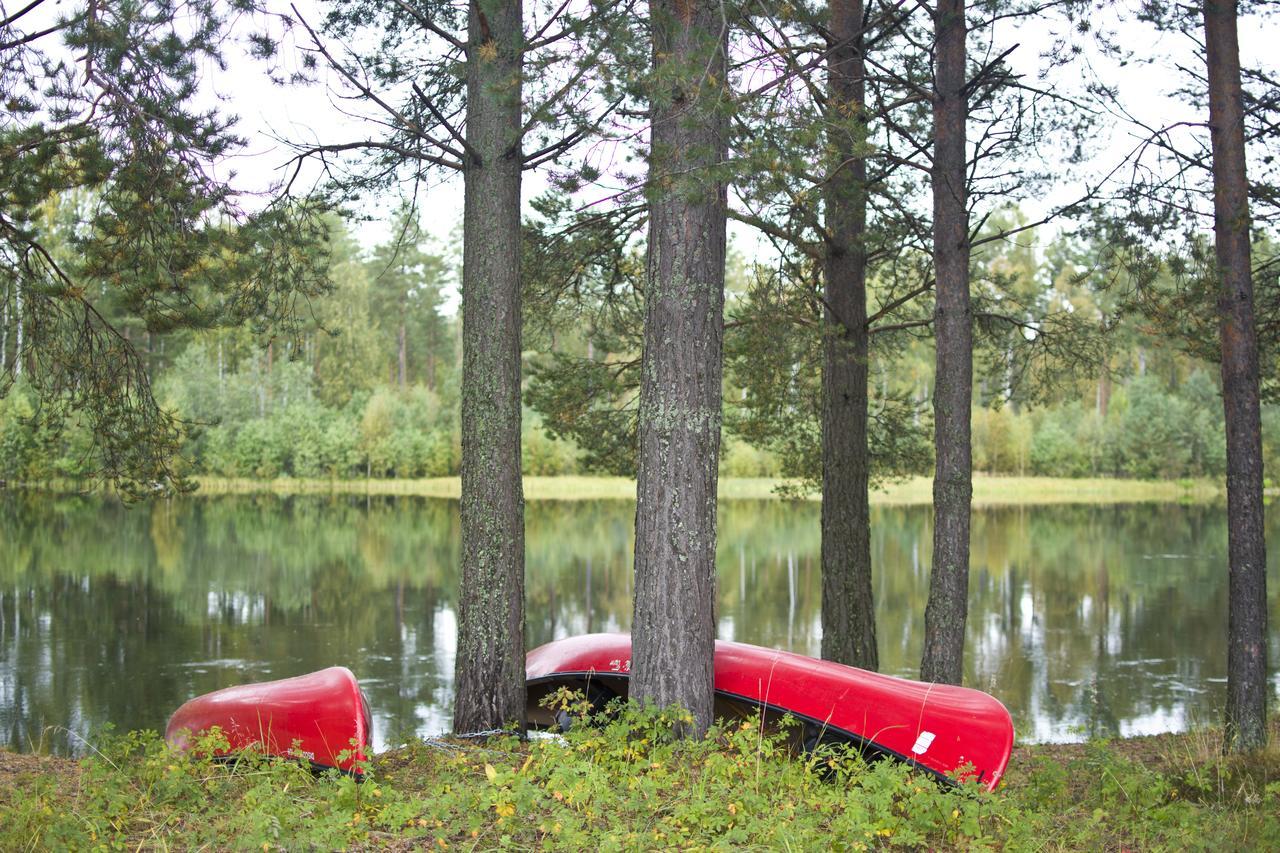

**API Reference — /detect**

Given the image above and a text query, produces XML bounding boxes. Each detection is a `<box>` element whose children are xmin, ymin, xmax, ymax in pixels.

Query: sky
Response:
<box><xmin>20</xmin><ymin>0</ymin><xmax>1275</xmax><ymax>290</ymax></box>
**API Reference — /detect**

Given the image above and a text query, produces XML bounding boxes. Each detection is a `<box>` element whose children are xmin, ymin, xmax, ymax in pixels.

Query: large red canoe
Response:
<box><xmin>526</xmin><ymin>634</ymin><xmax>1013</xmax><ymax>791</ymax></box>
<box><xmin>165</xmin><ymin>667</ymin><xmax>372</xmax><ymax>774</ymax></box>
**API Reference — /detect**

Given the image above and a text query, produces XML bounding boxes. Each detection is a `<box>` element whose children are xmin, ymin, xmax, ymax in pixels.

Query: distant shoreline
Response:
<box><xmin>5</xmin><ymin>474</ymin><xmax>1226</xmax><ymax>504</ymax></box>
<box><xmin>172</xmin><ymin>474</ymin><xmax>1224</xmax><ymax>505</ymax></box>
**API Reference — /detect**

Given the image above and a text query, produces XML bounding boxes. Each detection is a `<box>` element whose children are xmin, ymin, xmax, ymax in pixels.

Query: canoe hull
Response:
<box><xmin>165</xmin><ymin>667</ymin><xmax>371</xmax><ymax>774</ymax></box>
<box><xmin>526</xmin><ymin>634</ymin><xmax>1013</xmax><ymax>791</ymax></box>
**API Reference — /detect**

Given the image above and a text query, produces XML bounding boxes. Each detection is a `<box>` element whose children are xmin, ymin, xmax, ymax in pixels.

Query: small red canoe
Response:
<box><xmin>165</xmin><ymin>667</ymin><xmax>372</xmax><ymax>774</ymax></box>
<box><xmin>526</xmin><ymin>634</ymin><xmax>1013</xmax><ymax>791</ymax></box>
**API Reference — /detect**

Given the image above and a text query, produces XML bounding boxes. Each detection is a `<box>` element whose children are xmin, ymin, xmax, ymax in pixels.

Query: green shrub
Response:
<box><xmin>231</xmin><ymin>418</ymin><xmax>289</xmax><ymax>479</ymax></box>
<box><xmin>1030</xmin><ymin>410</ymin><xmax>1091</xmax><ymax>477</ymax></box>
<box><xmin>720</xmin><ymin>437</ymin><xmax>781</xmax><ymax>477</ymax></box>
<box><xmin>1117</xmin><ymin>377</ymin><xmax>1197</xmax><ymax>479</ymax></box>
<box><xmin>4</xmin><ymin>712</ymin><xmax>1278</xmax><ymax>850</ymax></box>
<box><xmin>319</xmin><ymin>411</ymin><xmax>364</xmax><ymax>477</ymax></box>
<box><xmin>0</xmin><ymin>389</ymin><xmax>39</xmax><ymax>480</ymax></box>
<box><xmin>973</xmin><ymin>406</ymin><xmax>1032</xmax><ymax>475</ymax></box>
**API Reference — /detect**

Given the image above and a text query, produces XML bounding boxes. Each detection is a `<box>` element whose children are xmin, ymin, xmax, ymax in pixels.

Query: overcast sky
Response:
<box><xmin>204</xmin><ymin>1</ymin><xmax>1273</xmax><ymax>286</ymax></box>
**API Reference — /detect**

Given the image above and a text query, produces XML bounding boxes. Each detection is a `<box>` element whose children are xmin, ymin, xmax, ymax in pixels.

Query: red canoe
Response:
<box><xmin>165</xmin><ymin>667</ymin><xmax>372</xmax><ymax>774</ymax></box>
<box><xmin>526</xmin><ymin>634</ymin><xmax>1013</xmax><ymax>791</ymax></box>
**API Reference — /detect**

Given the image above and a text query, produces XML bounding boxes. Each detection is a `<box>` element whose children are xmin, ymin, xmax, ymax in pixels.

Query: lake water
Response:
<box><xmin>1</xmin><ymin>493</ymin><xmax>1277</xmax><ymax>754</ymax></box>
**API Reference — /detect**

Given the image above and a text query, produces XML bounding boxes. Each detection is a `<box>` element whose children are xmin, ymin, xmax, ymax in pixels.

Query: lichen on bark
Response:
<box><xmin>631</xmin><ymin>0</ymin><xmax>729</xmax><ymax>737</ymax></box>
<box><xmin>454</xmin><ymin>0</ymin><xmax>527</xmax><ymax>736</ymax></box>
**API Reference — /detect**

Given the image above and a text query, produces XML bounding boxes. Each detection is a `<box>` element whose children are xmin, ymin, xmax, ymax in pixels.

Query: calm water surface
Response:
<box><xmin>1</xmin><ymin>493</ymin><xmax>1278</xmax><ymax>753</ymax></box>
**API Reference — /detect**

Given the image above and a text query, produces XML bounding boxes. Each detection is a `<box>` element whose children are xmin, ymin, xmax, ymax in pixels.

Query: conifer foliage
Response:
<box><xmin>0</xmin><ymin>0</ymin><xmax>331</xmax><ymax>497</ymax></box>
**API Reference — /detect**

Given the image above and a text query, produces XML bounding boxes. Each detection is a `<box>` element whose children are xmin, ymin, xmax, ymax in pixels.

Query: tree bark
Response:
<box><xmin>1204</xmin><ymin>0</ymin><xmax>1269</xmax><ymax>753</ymax></box>
<box><xmin>454</xmin><ymin>0</ymin><xmax>526</xmax><ymax>736</ymax></box>
<box><xmin>821</xmin><ymin>0</ymin><xmax>877</xmax><ymax>671</ymax></box>
<box><xmin>631</xmin><ymin>0</ymin><xmax>729</xmax><ymax>738</ymax></box>
<box><xmin>920</xmin><ymin>0</ymin><xmax>971</xmax><ymax>686</ymax></box>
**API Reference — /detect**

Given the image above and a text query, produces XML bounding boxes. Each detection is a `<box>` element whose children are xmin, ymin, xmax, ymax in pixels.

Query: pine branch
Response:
<box><xmin>389</xmin><ymin>0</ymin><xmax>466</xmax><ymax>52</ymax></box>
<box><xmin>290</xmin><ymin>4</ymin><xmax>464</xmax><ymax>167</ymax></box>
<box><xmin>412</xmin><ymin>82</ymin><xmax>481</xmax><ymax>165</ymax></box>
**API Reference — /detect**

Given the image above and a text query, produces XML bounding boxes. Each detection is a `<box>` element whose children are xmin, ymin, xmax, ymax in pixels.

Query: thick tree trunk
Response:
<box><xmin>821</xmin><ymin>0</ymin><xmax>877</xmax><ymax>671</ymax></box>
<box><xmin>631</xmin><ymin>0</ymin><xmax>728</xmax><ymax>738</ymax></box>
<box><xmin>454</xmin><ymin>0</ymin><xmax>526</xmax><ymax>736</ymax></box>
<box><xmin>920</xmin><ymin>0</ymin><xmax>971</xmax><ymax>686</ymax></box>
<box><xmin>1204</xmin><ymin>0</ymin><xmax>1269</xmax><ymax>753</ymax></box>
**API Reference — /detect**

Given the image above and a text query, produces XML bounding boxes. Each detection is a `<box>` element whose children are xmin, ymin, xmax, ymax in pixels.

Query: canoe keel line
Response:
<box><xmin>527</xmin><ymin>633</ymin><xmax>1013</xmax><ymax>792</ymax></box>
<box><xmin>165</xmin><ymin>666</ymin><xmax>372</xmax><ymax>775</ymax></box>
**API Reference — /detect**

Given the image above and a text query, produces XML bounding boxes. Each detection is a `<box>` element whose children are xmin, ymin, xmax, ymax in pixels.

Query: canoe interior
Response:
<box><xmin>527</xmin><ymin>674</ymin><xmax>935</xmax><ymax>782</ymax></box>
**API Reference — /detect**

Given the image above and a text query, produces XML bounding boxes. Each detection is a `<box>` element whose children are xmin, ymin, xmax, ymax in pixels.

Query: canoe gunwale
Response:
<box><xmin>198</xmin><ymin>749</ymin><xmax>368</xmax><ymax>779</ymax></box>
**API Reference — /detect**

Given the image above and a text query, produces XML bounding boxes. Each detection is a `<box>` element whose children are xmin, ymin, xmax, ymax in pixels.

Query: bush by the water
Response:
<box><xmin>2</xmin><ymin>705</ymin><xmax>1277</xmax><ymax>850</ymax></box>
<box><xmin>975</xmin><ymin>373</ymin><xmax>1232</xmax><ymax>479</ymax></box>
<box><xmin>4</xmin><ymin>358</ymin><xmax>1280</xmax><ymax>485</ymax></box>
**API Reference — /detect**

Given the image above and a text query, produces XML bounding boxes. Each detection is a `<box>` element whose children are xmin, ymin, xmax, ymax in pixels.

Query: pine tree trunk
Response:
<box><xmin>821</xmin><ymin>0</ymin><xmax>877</xmax><ymax>672</ymax></box>
<box><xmin>631</xmin><ymin>0</ymin><xmax>728</xmax><ymax>738</ymax></box>
<box><xmin>454</xmin><ymin>0</ymin><xmax>526</xmax><ymax>736</ymax></box>
<box><xmin>1204</xmin><ymin>0</ymin><xmax>1269</xmax><ymax>753</ymax></box>
<box><xmin>920</xmin><ymin>0</ymin><xmax>971</xmax><ymax>686</ymax></box>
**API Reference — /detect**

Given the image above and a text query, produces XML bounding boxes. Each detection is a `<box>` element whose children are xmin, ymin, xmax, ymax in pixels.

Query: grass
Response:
<box><xmin>880</xmin><ymin>474</ymin><xmax>1223</xmax><ymax>506</ymax></box>
<box><xmin>2</xmin><ymin>711</ymin><xmax>1277</xmax><ymax>851</ymax></box>
<box><xmin>179</xmin><ymin>474</ymin><xmax>1226</xmax><ymax>504</ymax></box>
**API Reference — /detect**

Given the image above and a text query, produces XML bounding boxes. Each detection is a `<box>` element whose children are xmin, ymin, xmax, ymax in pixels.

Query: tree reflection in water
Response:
<box><xmin>1</xmin><ymin>494</ymin><xmax>1276</xmax><ymax>753</ymax></box>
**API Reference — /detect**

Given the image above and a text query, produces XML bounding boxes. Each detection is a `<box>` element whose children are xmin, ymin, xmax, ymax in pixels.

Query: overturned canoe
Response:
<box><xmin>526</xmin><ymin>633</ymin><xmax>1013</xmax><ymax>791</ymax></box>
<box><xmin>165</xmin><ymin>667</ymin><xmax>372</xmax><ymax>774</ymax></box>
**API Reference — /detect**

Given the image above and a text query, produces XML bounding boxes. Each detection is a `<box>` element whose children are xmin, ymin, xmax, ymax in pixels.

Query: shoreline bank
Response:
<box><xmin>180</xmin><ymin>474</ymin><xmax>1225</xmax><ymax>504</ymax></box>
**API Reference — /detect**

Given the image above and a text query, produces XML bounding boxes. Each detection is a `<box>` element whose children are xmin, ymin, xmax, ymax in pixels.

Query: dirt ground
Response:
<box><xmin>0</xmin><ymin>748</ymin><xmax>80</xmax><ymax>795</ymax></box>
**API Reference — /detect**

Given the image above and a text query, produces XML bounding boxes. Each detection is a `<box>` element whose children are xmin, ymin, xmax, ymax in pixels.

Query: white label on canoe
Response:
<box><xmin>911</xmin><ymin>731</ymin><xmax>936</xmax><ymax>755</ymax></box>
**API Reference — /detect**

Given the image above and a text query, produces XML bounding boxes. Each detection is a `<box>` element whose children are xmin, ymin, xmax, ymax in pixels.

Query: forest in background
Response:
<box><xmin>1</xmin><ymin>206</ymin><xmax>1276</xmax><ymax>487</ymax></box>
